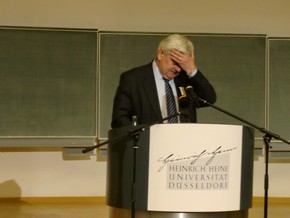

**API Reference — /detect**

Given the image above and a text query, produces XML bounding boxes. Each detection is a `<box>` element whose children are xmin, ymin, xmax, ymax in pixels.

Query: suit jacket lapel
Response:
<box><xmin>140</xmin><ymin>63</ymin><xmax>163</xmax><ymax>119</ymax></box>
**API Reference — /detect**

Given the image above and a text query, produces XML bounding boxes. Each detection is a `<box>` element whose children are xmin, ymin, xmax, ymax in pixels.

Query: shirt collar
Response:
<box><xmin>152</xmin><ymin>59</ymin><xmax>163</xmax><ymax>81</ymax></box>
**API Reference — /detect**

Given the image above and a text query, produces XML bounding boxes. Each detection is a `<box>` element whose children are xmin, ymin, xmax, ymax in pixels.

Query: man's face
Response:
<box><xmin>156</xmin><ymin>49</ymin><xmax>182</xmax><ymax>80</ymax></box>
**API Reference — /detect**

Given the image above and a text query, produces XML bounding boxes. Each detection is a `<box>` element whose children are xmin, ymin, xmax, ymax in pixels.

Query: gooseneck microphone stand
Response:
<box><xmin>82</xmin><ymin>112</ymin><xmax>180</xmax><ymax>218</ymax></box>
<box><xmin>196</xmin><ymin>97</ymin><xmax>289</xmax><ymax>218</ymax></box>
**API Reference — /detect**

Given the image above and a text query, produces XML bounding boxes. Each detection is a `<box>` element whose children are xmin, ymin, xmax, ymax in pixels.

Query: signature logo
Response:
<box><xmin>157</xmin><ymin>146</ymin><xmax>237</xmax><ymax>172</ymax></box>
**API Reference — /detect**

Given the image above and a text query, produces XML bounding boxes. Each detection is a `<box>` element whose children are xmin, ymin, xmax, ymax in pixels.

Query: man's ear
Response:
<box><xmin>156</xmin><ymin>48</ymin><xmax>164</xmax><ymax>60</ymax></box>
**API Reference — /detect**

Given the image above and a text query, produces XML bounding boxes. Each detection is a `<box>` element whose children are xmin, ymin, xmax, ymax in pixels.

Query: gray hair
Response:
<box><xmin>157</xmin><ymin>34</ymin><xmax>194</xmax><ymax>55</ymax></box>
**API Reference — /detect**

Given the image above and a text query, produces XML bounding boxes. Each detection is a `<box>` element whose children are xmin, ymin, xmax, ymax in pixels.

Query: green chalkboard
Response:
<box><xmin>268</xmin><ymin>38</ymin><xmax>290</xmax><ymax>139</ymax></box>
<box><xmin>0</xmin><ymin>27</ymin><xmax>97</xmax><ymax>137</ymax></box>
<box><xmin>192</xmin><ymin>35</ymin><xmax>266</xmax><ymax>131</ymax></box>
<box><xmin>98</xmin><ymin>32</ymin><xmax>266</xmax><ymax>139</ymax></box>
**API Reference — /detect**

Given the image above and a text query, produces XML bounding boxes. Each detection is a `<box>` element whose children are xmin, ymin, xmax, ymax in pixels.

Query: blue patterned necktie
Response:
<box><xmin>163</xmin><ymin>78</ymin><xmax>178</xmax><ymax>123</ymax></box>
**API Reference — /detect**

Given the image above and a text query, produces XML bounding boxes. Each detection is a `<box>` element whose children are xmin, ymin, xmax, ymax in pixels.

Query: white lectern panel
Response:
<box><xmin>147</xmin><ymin>123</ymin><xmax>243</xmax><ymax>212</ymax></box>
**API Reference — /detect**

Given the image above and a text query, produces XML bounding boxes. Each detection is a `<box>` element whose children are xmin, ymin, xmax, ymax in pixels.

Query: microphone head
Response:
<box><xmin>178</xmin><ymin>86</ymin><xmax>189</xmax><ymax>108</ymax></box>
<box><xmin>185</xmin><ymin>85</ymin><xmax>200</xmax><ymax>108</ymax></box>
<box><xmin>185</xmin><ymin>85</ymin><xmax>193</xmax><ymax>90</ymax></box>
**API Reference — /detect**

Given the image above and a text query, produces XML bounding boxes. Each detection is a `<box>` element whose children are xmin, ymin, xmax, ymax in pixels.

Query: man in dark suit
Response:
<box><xmin>111</xmin><ymin>34</ymin><xmax>216</xmax><ymax>128</ymax></box>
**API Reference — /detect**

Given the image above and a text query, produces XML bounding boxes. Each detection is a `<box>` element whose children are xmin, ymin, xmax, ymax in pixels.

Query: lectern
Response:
<box><xmin>106</xmin><ymin>123</ymin><xmax>254</xmax><ymax>218</ymax></box>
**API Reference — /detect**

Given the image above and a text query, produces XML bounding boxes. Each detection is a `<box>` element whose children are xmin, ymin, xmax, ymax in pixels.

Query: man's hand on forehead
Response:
<box><xmin>170</xmin><ymin>49</ymin><xmax>196</xmax><ymax>74</ymax></box>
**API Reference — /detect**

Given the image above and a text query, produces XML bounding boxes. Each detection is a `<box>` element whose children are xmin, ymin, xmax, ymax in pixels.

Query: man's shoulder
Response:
<box><xmin>121</xmin><ymin>62</ymin><xmax>153</xmax><ymax>77</ymax></box>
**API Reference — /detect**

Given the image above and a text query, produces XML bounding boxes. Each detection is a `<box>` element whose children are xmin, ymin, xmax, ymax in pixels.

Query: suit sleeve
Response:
<box><xmin>111</xmin><ymin>73</ymin><xmax>134</xmax><ymax>128</ymax></box>
<box><xmin>188</xmin><ymin>70</ymin><xmax>217</xmax><ymax>106</ymax></box>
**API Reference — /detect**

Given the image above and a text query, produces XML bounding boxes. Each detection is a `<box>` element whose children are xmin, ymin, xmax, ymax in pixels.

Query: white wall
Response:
<box><xmin>1</xmin><ymin>0</ymin><xmax>290</xmax><ymax>36</ymax></box>
<box><xmin>0</xmin><ymin>148</ymin><xmax>106</xmax><ymax>197</ymax></box>
<box><xmin>0</xmin><ymin>0</ymin><xmax>290</xmax><ymax>198</ymax></box>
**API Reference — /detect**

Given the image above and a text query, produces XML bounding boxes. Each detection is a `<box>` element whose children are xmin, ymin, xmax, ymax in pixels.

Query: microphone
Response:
<box><xmin>185</xmin><ymin>86</ymin><xmax>200</xmax><ymax>108</ymax></box>
<box><xmin>176</xmin><ymin>85</ymin><xmax>195</xmax><ymax>122</ymax></box>
<box><xmin>132</xmin><ymin>115</ymin><xmax>137</xmax><ymax>126</ymax></box>
<box><xmin>177</xmin><ymin>86</ymin><xmax>189</xmax><ymax>108</ymax></box>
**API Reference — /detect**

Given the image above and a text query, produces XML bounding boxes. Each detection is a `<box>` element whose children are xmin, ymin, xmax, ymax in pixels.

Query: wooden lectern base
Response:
<box><xmin>109</xmin><ymin>207</ymin><xmax>248</xmax><ymax>218</ymax></box>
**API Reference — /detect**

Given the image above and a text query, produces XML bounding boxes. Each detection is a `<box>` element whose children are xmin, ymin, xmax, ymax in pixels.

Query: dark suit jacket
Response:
<box><xmin>111</xmin><ymin>62</ymin><xmax>216</xmax><ymax>128</ymax></box>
